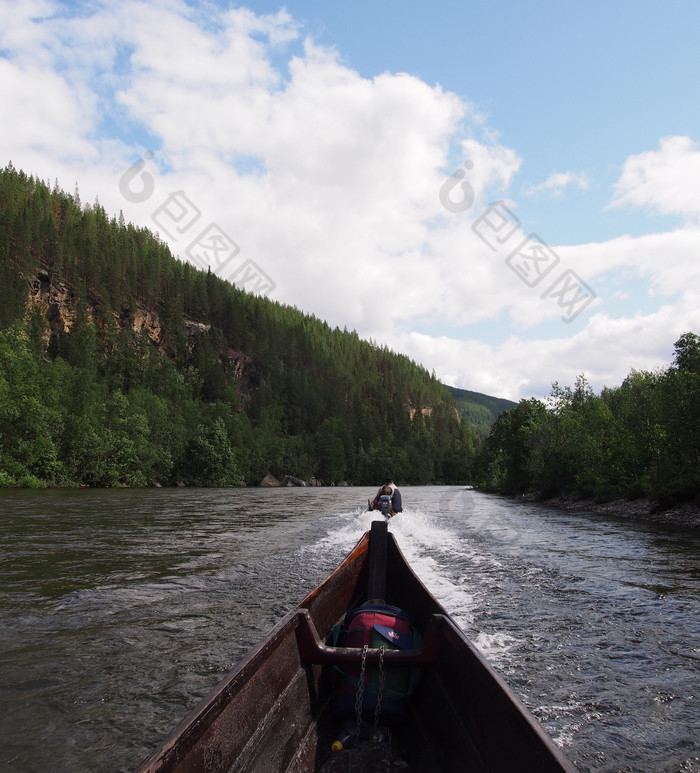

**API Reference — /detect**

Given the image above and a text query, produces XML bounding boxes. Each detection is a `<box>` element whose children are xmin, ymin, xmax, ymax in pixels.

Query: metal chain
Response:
<box><xmin>373</xmin><ymin>646</ymin><xmax>386</xmax><ymax>731</ymax></box>
<box><xmin>352</xmin><ymin>643</ymin><xmax>393</xmax><ymax>768</ymax></box>
<box><xmin>354</xmin><ymin>645</ymin><xmax>368</xmax><ymax>745</ymax></box>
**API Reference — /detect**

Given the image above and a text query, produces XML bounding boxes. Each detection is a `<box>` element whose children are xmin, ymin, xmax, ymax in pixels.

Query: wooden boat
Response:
<box><xmin>136</xmin><ymin>521</ymin><xmax>577</xmax><ymax>772</ymax></box>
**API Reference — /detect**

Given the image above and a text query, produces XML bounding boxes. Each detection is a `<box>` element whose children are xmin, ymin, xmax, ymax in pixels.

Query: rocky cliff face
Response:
<box><xmin>407</xmin><ymin>404</ymin><xmax>433</xmax><ymax>420</ymax></box>
<box><xmin>28</xmin><ymin>271</ymin><xmax>77</xmax><ymax>340</ymax></box>
<box><xmin>407</xmin><ymin>403</ymin><xmax>461</xmax><ymax>423</ymax></box>
<box><xmin>132</xmin><ymin>306</ymin><xmax>164</xmax><ymax>349</ymax></box>
<box><xmin>24</xmin><ymin>270</ymin><xmax>256</xmax><ymax>403</ymax></box>
<box><xmin>27</xmin><ymin>270</ymin><xmax>164</xmax><ymax>346</ymax></box>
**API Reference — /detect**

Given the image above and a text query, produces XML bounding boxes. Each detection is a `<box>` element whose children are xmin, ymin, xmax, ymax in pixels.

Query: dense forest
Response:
<box><xmin>476</xmin><ymin>332</ymin><xmax>700</xmax><ymax>508</ymax></box>
<box><xmin>4</xmin><ymin>164</ymin><xmax>697</xmax><ymax>505</ymax></box>
<box><xmin>0</xmin><ymin>164</ymin><xmax>479</xmax><ymax>488</ymax></box>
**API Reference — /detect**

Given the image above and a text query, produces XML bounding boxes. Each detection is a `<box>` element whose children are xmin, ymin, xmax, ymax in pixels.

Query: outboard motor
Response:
<box><xmin>377</xmin><ymin>494</ymin><xmax>393</xmax><ymax>518</ymax></box>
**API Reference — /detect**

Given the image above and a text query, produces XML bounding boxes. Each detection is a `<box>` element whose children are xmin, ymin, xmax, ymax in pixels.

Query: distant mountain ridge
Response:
<box><xmin>447</xmin><ymin>386</ymin><xmax>517</xmax><ymax>436</ymax></box>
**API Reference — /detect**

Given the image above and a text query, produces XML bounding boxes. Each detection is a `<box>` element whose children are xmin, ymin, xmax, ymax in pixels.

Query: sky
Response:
<box><xmin>2</xmin><ymin>0</ymin><xmax>700</xmax><ymax>400</ymax></box>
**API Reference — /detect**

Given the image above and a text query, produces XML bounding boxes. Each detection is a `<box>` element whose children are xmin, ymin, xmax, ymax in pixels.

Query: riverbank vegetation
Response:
<box><xmin>3</xmin><ymin>164</ymin><xmax>699</xmax><ymax>506</ymax></box>
<box><xmin>0</xmin><ymin>164</ymin><xmax>478</xmax><ymax>487</ymax></box>
<box><xmin>476</xmin><ymin>332</ymin><xmax>700</xmax><ymax>509</ymax></box>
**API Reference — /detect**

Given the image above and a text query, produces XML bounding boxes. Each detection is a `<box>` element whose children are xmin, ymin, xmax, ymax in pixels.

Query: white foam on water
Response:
<box><xmin>304</xmin><ymin>508</ymin><xmax>479</xmax><ymax>627</ymax></box>
<box><xmin>306</xmin><ymin>508</ymin><xmax>380</xmax><ymax>554</ymax></box>
<box><xmin>530</xmin><ymin>697</ymin><xmax>593</xmax><ymax>748</ymax></box>
<box><xmin>389</xmin><ymin>509</ymin><xmax>480</xmax><ymax>626</ymax></box>
<box><xmin>471</xmin><ymin>630</ymin><xmax>521</xmax><ymax>667</ymax></box>
<box><xmin>303</xmin><ymin>504</ymin><xmax>527</xmax><ymax>665</ymax></box>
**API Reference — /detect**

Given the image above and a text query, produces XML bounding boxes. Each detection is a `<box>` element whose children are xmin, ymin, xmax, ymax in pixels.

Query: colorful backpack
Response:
<box><xmin>331</xmin><ymin>603</ymin><xmax>421</xmax><ymax>726</ymax></box>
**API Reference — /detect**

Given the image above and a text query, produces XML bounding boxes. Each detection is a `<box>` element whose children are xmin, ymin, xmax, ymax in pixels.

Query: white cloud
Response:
<box><xmin>458</xmin><ymin>139</ymin><xmax>521</xmax><ymax>196</ymax></box>
<box><xmin>2</xmin><ymin>3</ymin><xmax>698</xmax><ymax>402</ymax></box>
<box><xmin>392</xmin><ymin>216</ymin><xmax>700</xmax><ymax>399</ymax></box>
<box><xmin>609</xmin><ymin>135</ymin><xmax>700</xmax><ymax>220</ymax></box>
<box><xmin>393</xmin><ymin>296</ymin><xmax>700</xmax><ymax>402</ymax></box>
<box><xmin>103</xmin><ymin>13</ymin><xmax>523</xmax><ymax>342</ymax></box>
<box><xmin>523</xmin><ymin>170</ymin><xmax>590</xmax><ymax>197</ymax></box>
<box><xmin>557</xmin><ymin>227</ymin><xmax>700</xmax><ymax>301</ymax></box>
<box><xmin>0</xmin><ymin>0</ymin><xmax>56</xmax><ymax>65</ymax></box>
<box><xmin>0</xmin><ymin>59</ymin><xmax>97</xmax><ymax>161</ymax></box>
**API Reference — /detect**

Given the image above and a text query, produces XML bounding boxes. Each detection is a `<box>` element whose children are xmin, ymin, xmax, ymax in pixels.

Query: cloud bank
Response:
<box><xmin>2</xmin><ymin>1</ymin><xmax>699</xmax><ymax>400</ymax></box>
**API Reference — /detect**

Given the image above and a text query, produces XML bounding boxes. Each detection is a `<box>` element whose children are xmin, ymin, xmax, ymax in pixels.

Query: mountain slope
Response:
<box><xmin>0</xmin><ymin>164</ymin><xmax>482</xmax><ymax>487</ymax></box>
<box><xmin>447</xmin><ymin>386</ymin><xmax>517</xmax><ymax>436</ymax></box>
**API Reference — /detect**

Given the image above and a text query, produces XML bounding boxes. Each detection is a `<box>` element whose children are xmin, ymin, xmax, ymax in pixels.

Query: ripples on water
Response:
<box><xmin>0</xmin><ymin>487</ymin><xmax>698</xmax><ymax>772</ymax></box>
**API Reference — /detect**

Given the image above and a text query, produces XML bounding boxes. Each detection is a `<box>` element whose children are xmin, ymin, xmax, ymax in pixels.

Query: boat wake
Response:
<box><xmin>304</xmin><ymin>507</ymin><xmax>479</xmax><ymax>632</ymax></box>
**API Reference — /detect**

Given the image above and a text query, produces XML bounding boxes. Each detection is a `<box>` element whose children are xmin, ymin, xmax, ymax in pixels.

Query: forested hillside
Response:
<box><xmin>476</xmin><ymin>333</ymin><xmax>700</xmax><ymax>509</ymax></box>
<box><xmin>0</xmin><ymin>164</ymin><xmax>479</xmax><ymax>488</ymax></box>
<box><xmin>447</xmin><ymin>386</ymin><xmax>517</xmax><ymax>437</ymax></box>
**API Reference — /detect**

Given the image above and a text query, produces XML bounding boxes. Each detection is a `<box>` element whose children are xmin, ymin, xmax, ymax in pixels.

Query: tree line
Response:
<box><xmin>0</xmin><ymin>164</ymin><xmax>478</xmax><ymax>487</ymax></box>
<box><xmin>476</xmin><ymin>332</ymin><xmax>700</xmax><ymax>508</ymax></box>
<box><xmin>5</xmin><ymin>162</ymin><xmax>696</xmax><ymax>504</ymax></box>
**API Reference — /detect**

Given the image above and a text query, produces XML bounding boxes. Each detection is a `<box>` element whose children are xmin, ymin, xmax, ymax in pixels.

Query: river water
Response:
<box><xmin>0</xmin><ymin>487</ymin><xmax>698</xmax><ymax>772</ymax></box>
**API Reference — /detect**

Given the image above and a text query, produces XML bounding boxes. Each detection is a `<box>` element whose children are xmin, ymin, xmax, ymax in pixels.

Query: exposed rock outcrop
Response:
<box><xmin>281</xmin><ymin>475</ymin><xmax>307</xmax><ymax>487</ymax></box>
<box><xmin>23</xmin><ymin>271</ymin><xmax>257</xmax><ymax>406</ymax></box>
<box><xmin>407</xmin><ymin>404</ymin><xmax>433</xmax><ymax>420</ymax></box>
<box><xmin>131</xmin><ymin>306</ymin><xmax>163</xmax><ymax>348</ymax></box>
<box><xmin>532</xmin><ymin>494</ymin><xmax>700</xmax><ymax>530</ymax></box>
<box><xmin>27</xmin><ymin>271</ymin><xmax>78</xmax><ymax>342</ymax></box>
<box><xmin>183</xmin><ymin>320</ymin><xmax>211</xmax><ymax>337</ymax></box>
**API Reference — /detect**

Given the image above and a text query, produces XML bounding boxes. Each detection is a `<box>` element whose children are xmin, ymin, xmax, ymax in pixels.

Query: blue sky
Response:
<box><xmin>300</xmin><ymin>0</ymin><xmax>698</xmax><ymax>239</ymax></box>
<box><xmin>2</xmin><ymin>0</ymin><xmax>700</xmax><ymax>399</ymax></box>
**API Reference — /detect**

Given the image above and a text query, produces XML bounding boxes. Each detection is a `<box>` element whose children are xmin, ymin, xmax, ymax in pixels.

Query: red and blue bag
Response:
<box><xmin>331</xmin><ymin>603</ymin><xmax>421</xmax><ymax>726</ymax></box>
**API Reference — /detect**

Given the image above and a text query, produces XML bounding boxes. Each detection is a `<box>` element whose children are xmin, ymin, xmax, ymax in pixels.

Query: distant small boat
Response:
<box><xmin>136</xmin><ymin>521</ymin><xmax>577</xmax><ymax>772</ymax></box>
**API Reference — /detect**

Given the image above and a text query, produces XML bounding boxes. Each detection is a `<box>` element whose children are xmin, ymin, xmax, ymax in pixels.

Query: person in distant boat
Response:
<box><xmin>372</xmin><ymin>478</ymin><xmax>402</xmax><ymax>516</ymax></box>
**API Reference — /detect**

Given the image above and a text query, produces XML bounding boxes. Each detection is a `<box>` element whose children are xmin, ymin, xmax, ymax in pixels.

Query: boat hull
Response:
<box><xmin>136</xmin><ymin>522</ymin><xmax>576</xmax><ymax>772</ymax></box>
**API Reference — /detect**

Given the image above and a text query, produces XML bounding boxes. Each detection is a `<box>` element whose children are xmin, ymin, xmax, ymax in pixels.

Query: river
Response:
<box><xmin>0</xmin><ymin>486</ymin><xmax>698</xmax><ymax>772</ymax></box>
